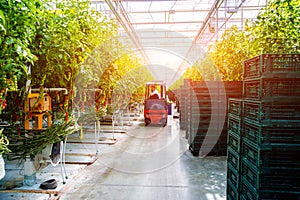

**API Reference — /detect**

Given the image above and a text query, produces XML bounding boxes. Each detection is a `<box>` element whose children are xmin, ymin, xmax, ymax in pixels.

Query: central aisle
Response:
<box><xmin>59</xmin><ymin>116</ymin><xmax>227</xmax><ymax>200</ymax></box>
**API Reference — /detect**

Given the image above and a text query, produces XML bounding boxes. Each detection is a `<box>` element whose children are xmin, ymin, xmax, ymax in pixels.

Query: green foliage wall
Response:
<box><xmin>31</xmin><ymin>0</ymin><xmax>118</xmax><ymax>90</ymax></box>
<box><xmin>0</xmin><ymin>0</ymin><xmax>41</xmax><ymax>113</ymax></box>
<box><xmin>207</xmin><ymin>0</ymin><xmax>299</xmax><ymax>81</ymax></box>
<box><xmin>250</xmin><ymin>0</ymin><xmax>300</xmax><ymax>54</ymax></box>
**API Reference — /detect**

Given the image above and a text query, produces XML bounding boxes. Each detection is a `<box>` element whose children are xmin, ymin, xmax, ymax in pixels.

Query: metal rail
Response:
<box><xmin>104</xmin><ymin>0</ymin><xmax>150</xmax><ymax>64</ymax></box>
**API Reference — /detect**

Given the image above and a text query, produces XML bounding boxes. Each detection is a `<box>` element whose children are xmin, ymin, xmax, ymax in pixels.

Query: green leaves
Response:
<box><xmin>31</xmin><ymin>0</ymin><xmax>118</xmax><ymax>91</ymax></box>
<box><xmin>204</xmin><ymin>0</ymin><xmax>299</xmax><ymax>81</ymax></box>
<box><xmin>250</xmin><ymin>0</ymin><xmax>300</xmax><ymax>54</ymax></box>
<box><xmin>7</xmin><ymin>114</ymin><xmax>78</xmax><ymax>159</ymax></box>
<box><xmin>209</xmin><ymin>26</ymin><xmax>251</xmax><ymax>81</ymax></box>
<box><xmin>0</xmin><ymin>129</ymin><xmax>10</xmax><ymax>155</ymax></box>
<box><xmin>0</xmin><ymin>0</ymin><xmax>40</xmax><ymax>113</ymax></box>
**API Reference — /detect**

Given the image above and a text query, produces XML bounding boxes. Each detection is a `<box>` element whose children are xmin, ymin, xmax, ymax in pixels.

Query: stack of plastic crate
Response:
<box><xmin>227</xmin><ymin>98</ymin><xmax>243</xmax><ymax>200</ymax></box>
<box><xmin>178</xmin><ymin>80</ymin><xmax>190</xmax><ymax>131</ymax></box>
<box><xmin>219</xmin><ymin>81</ymin><xmax>243</xmax><ymax>154</ymax></box>
<box><xmin>187</xmin><ymin>80</ymin><xmax>242</xmax><ymax>156</ymax></box>
<box><xmin>186</xmin><ymin>80</ymin><xmax>197</xmax><ymax>141</ymax></box>
<box><xmin>188</xmin><ymin>81</ymin><xmax>217</xmax><ymax>156</ymax></box>
<box><xmin>240</xmin><ymin>54</ymin><xmax>300</xmax><ymax>199</ymax></box>
<box><xmin>186</xmin><ymin>80</ymin><xmax>197</xmax><ymax>144</ymax></box>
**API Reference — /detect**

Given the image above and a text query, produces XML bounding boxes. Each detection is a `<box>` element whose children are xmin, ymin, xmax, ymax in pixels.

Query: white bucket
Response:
<box><xmin>23</xmin><ymin>156</ymin><xmax>37</xmax><ymax>186</ymax></box>
<box><xmin>0</xmin><ymin>155</ymin><xmax>5</xmax><ymax>180</ymax></box>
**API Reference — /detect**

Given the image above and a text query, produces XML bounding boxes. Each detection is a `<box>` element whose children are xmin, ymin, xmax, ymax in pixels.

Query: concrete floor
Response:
<box><xmin>58</xmin><ymin>116</ymin><xmax>227</xmax><ymax>200</ymax></box>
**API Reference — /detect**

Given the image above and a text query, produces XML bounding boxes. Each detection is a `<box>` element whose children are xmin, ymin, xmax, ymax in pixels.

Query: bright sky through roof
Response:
<box><xmin>92</xmin><ymin>0</ymin><xmax>268</xmax><ymax>86</ymax></box>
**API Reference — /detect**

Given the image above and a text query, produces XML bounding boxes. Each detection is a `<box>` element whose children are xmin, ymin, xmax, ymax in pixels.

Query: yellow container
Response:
<box><xmin>24</xmin><ymin>93</ymin><xmax>51</xmax><ymax>112</ymax></box>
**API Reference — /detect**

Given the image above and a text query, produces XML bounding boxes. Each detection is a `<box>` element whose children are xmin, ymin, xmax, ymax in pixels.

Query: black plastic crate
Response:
<box><xmin>189</xmin><ymin>80</ymin><xmax>219</xmax><ymax>88</ymax></box>
<box><xmin>192</xmin><ymin>126</ymin><xmax>227</xmax><ymax>135</ymax></box>
<box><xmin>243</xmin><ymin>120</ymin><xmax>300</xmax><ymax>145</ymax></box>
<box><xmin>178</xmin><ymin>87</ymin><xmax>188</xmax><ymax>130</ymax></box>
<box><xmin>241</xmin><ymin>160</ymin><xmax>300</xmax><ymax>193</ymax></box>
<box><xmin>190</xmin><ymin>133</ymin><xmax>225</xmax><ymax>142</ymax></box>
<box><xmin>220</xmin><ymin>81</ymin><xmax>243</xmax><ymax>98</ymax></box>
<box><xmin>243</xmin><ymin>54</ymin><xmax>300</xmax><ymax>80</ymax></box>
<box><xmin>192</xmin><ymin>87</ymin><xmax>213</xmax><ymax>93</ymax></box>
<box><xmin>241</xmin><ymin>140</ymin><xmax>300</xmax><ymax>170</ymax></box>
<box><xmin>241</xmin><ymin>177</ymin><xmax>300</xmax><ymax>200</ymax></box>
<box><xmin>189</xmin><ymin>130</ymin><xmax>223</xmax><ymax>143</ymax></box>
<box><xmin>243</xmin><ymin>99</ymin><xmax>300</xmax><ymax>124</ymax></box>
<box><xmin>228</xmin><ymin>98</ymin><xmax>243</xmax><ymax>117</ymax></box>
<box><xmin>243</xmin><ymin>55</ymin><xmax>261</xmax><ymax>80</ymax></box>
<box><xmin>227</xmin><ymin>148</ymin><xmax>241</xmax><ymax>172</ymax></box>
<box><xmin>228</xmin><ymin>115</ymin><xmax>242</xmax><ymax>136</ymax></box>
<box><xmin>227</xmin><ymin>164</ymin><xmax>240</xmax><ymax>191</ymax></box>
<box><xmin>191</xmin><ymin>126</ymin><xmax>228</xmax><ymax>137</ymax></box>
<box><xmin>228</xmin><ymin>131</ymin><xmax>241</xmax><ymax>154</ymax></box>
<box><xmin>260</xmin><ymin>191</ymin><xmax>300</xmax><ymax>200</ymax></box>
<box><xmin>189</xmin><ymin>139</ymin><xmax>224</xmax><ymax>156</ymax></box>
<box><xmin>243</xmin><ymin>78</ymin><xmax>300</xmax><ymax>100</ymax></box>
<box><xmin>189</xmin><ymin>80</ymin><xmax>242</xmax><ymax>100</ymax></box>
<box><xmin>227</xmin><ymin>179</ymin><xmax>239</xmax><ymax>200</ymax></box>
<box><xmin>223</xmin><ymin>81</ymin><xmax>243</xmax><ymax>90</ymax></box>
<box><xmin>189</xmin><ymin>121</ymin><xmax>210</xmax><ymax>131</ymax></box>
<box><xmin>241</xmin><ymin>161</ymin><xmax>261</xmax><ymax>193</ymax></box>
<box><xmin>197</xmin><ymin>101</ymin><xmax>212</xmax><ymax>107</ymax></box>
<box><xmin>240</xmin><ymin>178</ymin><xmax>259</xmax><ymax>200</ymax></box>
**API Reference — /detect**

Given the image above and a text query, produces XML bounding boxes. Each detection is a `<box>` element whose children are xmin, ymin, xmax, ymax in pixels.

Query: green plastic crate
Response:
<box><xmin>243</xmin><ymin>99</ymin><xmax>300</xmax><ymax>124</ymax></box>
<box><xmin>243</xmin><ymin>54</ymin><xmax>300</xmax><ymax>80</ymax></box>
<box><xmin>228</xmin><ymin>131</ymin><xmax>241</xmax><ymax>154</ymax></box>
<box><xmin>241</xmin><ymin>139</ymin><xmax>300</xmax><ymax>170</ymax></box>
<box><xmin>241</xmin><ymin>160</ymin><xmax>300</xmax><ymax>193</ymax></box>
<box><xmin>227</xmin><ymin>175</ymin><xmax>240</xmax><ymax>200</ymax></box>
<box><xmin>243</xmin><ymin>120</ymin><xmax>300</xmax><ymax>145</ymax></box>
<box><xmin>228</xmin><ymin>98</ymin><xmax>243</xmax><ymax>117</ymax></box>
<box><xmin>228</xmin><ymin>115</ymin><xmax>242</xmax><ymax>136</ymax></box>
<box><xmin>227</xmin><ymin>148</ymin><xmax>241</xmax><ymax>172</ymax></box>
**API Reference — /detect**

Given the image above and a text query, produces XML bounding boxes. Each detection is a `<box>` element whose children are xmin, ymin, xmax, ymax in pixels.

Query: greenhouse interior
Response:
<box><xmin>0</xmin><ymin>0</ymin><xmax>299</xmax><ymax>199</ymax></box>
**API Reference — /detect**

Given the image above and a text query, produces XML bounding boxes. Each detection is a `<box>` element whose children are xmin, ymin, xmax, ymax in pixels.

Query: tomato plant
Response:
<box><xmin>0</xmin><ymin>0</ymin><xmax>41</xmax><ymax>113</ymax></box>
<box><xmin>205</xmin><ymin>0</ymin><xmax>299</xmax><ymax>81</ymax></box>
<box><xmin>249</xmin><ymin>0</ymin><xmax>300</xmax><ymax>54</ymax></box>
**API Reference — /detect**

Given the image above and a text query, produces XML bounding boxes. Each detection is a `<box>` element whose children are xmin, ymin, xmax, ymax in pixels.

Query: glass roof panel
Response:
<box><xmin>91</xmin><ymin>0</ymin><xmax>268</xmax><ymax>85</ymax></box>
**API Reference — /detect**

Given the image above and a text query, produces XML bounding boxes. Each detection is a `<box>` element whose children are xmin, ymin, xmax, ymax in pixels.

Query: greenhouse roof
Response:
<box><xmin>91</xmin><ymin>0</ymin><xmax>268</xmax><ymax>85</ymax></box>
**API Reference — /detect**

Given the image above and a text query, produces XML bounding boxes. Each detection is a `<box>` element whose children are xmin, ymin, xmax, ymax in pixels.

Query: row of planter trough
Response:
<box><xmin>176</xmin><ymin>54</ymin><xmax>300</xmax><ymax>199</ymax></box>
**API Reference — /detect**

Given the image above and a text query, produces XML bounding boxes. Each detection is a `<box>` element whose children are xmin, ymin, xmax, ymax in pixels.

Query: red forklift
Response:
<box><xmin>144</xmin><ymin>81</ymin><xmax>168</xmax><ymax>127</ymax></box>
